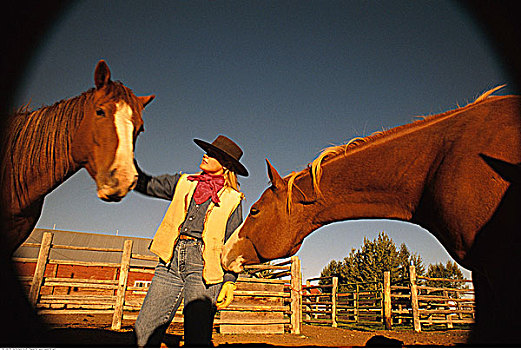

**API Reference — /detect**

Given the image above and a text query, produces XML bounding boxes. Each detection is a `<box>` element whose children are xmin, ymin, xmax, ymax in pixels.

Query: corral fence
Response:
<box><xmin>13</xmin><ymin>232</ymin><xmax>303</xmax><ymax>334</ymax></box>
<box><xmin>303</xmin><ymin>277</ymin><xmax>383</xmax><ymax>328</ymax></box>
<box><xmin>303</xmin><ymin>266</ymin><xmax>475</xmax><ymax>331</ymax></box>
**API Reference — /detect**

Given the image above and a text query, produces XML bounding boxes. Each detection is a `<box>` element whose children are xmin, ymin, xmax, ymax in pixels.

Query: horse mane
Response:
<box><xmin>285</xmin><ymin>85</ymin><xmax>507</xmax><ymax>212</ymax></box>
<box><xmin>1</xmin><ymin>81</ymin><xmax>141</xmax><ymax>205</ymax></box>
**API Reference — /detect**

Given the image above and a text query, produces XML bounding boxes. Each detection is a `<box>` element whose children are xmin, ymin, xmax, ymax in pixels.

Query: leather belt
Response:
<box><xmin>179</xmin><ymin>234</ymin><xmax>199</xmax><ymax>241</ymax></box>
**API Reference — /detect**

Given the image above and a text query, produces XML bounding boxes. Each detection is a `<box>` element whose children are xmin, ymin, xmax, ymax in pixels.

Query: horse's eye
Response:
<box><xmin>96</xmin><ymin>108</ymin><xmax>105</xmax><ymax>117</ymax></box>
<box><xmin>250</xmin><ymin>208</ymin><xmax>260</xmax><ymax>216</ymax></box>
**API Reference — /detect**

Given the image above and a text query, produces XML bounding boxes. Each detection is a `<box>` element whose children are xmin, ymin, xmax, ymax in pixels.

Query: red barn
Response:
<box><xmin>13</xmin><ymin>228</ymin><xmax>156</xmax><ymax>303</ymax></box>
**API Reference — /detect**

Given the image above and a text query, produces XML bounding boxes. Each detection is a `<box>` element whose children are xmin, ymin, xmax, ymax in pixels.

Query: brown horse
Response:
<box><xmin>0</xmin><ymin>60</ymin><xmax>154</xmax><ymax>253</ymax></box>
<box><xmin>223</xmin><ymin>87</ymin><xmax>521</xmax><ymax>344</ymax></box>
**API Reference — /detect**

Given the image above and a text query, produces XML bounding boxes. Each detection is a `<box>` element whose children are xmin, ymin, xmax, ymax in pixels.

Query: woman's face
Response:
<box><xmin>200</xmin><ymin>153</ymin><xmax>224</xmax><ymax>175</ymax></box>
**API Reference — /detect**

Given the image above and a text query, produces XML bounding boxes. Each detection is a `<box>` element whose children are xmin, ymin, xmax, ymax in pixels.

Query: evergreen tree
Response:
<box><xmin>317</xmin><ymin>233</ymin><xmax>468</xmax><ymax>302</ymax></box>
<box><xmin>397</xmin><ymin>243</ymin><xmax>411</xmax><ymax>279</ymax></box>
<box><xmin>425</xmin><ymin>260</ymin><xmax>465</xmax><ymax>296</ymax></box>
<box><xmin>410</xmin><ymin>253</ymin><xmax>426</xmax><ymax>278</ymax></box>
<box><xmin>319</xmin><ymin>259</ymin><xmax>343</xmax><ymax>281</ymax></box>
<box><xmin>319</xmin><ymin>232</ymin><xmax>425</xmax><ymax>289</ymax></box>
<box><xmin>342</xmin><ymin>248</ymin><xmax>359</xmax><ymax>283</ymax></box>
<box><xmin>395</xmin><ymin>244</ymin><xmax>425</xmax><ymax>283</ymax></box>
<box><xmin>317</xmin><ymin>259</ymin><xmax>337</xmax><ymax>293</ymax></box>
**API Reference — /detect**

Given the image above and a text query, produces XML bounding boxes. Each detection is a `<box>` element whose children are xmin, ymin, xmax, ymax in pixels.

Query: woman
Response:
<box><xmin>133</xmin><ymin>135</ymin><xmax>248</xmax><ymax>347</ymax></box>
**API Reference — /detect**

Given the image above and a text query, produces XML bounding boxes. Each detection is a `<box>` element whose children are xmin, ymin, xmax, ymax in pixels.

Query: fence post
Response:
<box><xmin>28</xmin><ymin>231</ymin><xmax>53</xmax><ymax>307</ymax></box>
<box><xmin>443</xmin><ymin>290</ymin><xmax>454</xmax><ymax>329</ymax></box>
<box><xmin>290</xmin><ymin>256</ymin><xmax>302</xmax><ymax>334</ymax></box>
<box><xmin>112</xmin><ymin>239</ymin><xmax>133</xmax><ymax>330</ymax></box>
<box><xmin>383</xmin><ymin>271</ymin><xmax>392</xmax><ymax>330</ymax></box>
<box><xmin>354</xmin><ymin>283</ymin><xmax>359</xmax><ymax>323</ymax></box>
<box><xmin>456</xmin><ymin>290</ymin><xmax>463</xmax><ymax>321</ymax></box>
<box><xmin>304</xmin><ymin>281</ymin><xmax>311</xmax><ymax>321</ymax></box>
<box><xmin>409</xmin><ymin>265</ymin><xmax>421</xmax><ymax>332</ymax></box>
<box><xmin>332</xmin><ymin>277</ymin><xmax>338</xmax><ymax>327</ymax></box>
<box><xmin>314</xmin><ymin>294</ymin><xmax>319</xmax><ymax>319</ymax></box>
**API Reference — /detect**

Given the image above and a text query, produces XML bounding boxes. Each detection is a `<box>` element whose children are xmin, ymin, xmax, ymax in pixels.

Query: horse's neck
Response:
<box><xmin>300</xmin><ymin>115</ymin><xmax>452</xmax><ymax>233</ymax></box>
<box><xmin>6</xmin><ymin>97</ymin><xmax>85</xmax><ymax>212</ymax></box>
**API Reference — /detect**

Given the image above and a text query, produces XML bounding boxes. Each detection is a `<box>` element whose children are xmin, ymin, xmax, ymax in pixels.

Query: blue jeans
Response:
<box><xmin>134</xmin><ymin>239</ymin><xmax>223</xmax><ymax>347</ymax></box>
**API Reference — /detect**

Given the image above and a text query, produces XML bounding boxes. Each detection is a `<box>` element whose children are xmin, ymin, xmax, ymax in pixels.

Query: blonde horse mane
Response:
<box><xmin>285</xmin><ymin>85</ymin><xmax>506</xmax><ymax>213</ymax></box>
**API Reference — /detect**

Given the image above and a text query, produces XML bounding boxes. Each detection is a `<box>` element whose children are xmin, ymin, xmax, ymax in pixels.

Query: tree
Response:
<box><xmin>320</xmin><ymin>232</ymin><xmax>425</xmax><ymax>289</ymax></box>
<box><xmin>396</xmin><ymin>243</ymin><xmax>426</xmax><ymax>285</ymax></box>
<box><xmin>318</xmin><ymin>259</ymin><xmax>344</xmax><ymax>293</ymax></box>
<box><xmin>320</xmin><ymin>259</ymin><xmax>344</xmax><ymax>280</ymax></box>
<box><xmin>425</xmin><ymin>260</ymin><xmax>465</xmax><ymax>295</ymax></box>
<box><xmin>397</xmin><ymin>243</ymin><xmax>412</xmax><ymax>278</ymax></box>
<box><xmin>410</xmin><ymin>253</ymin><xmax>426</xmax><ymax>279</ymax></box>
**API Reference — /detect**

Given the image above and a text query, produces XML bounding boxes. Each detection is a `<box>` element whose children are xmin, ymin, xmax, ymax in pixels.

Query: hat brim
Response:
<box><xmin>194</xmin><ymin>139</ymin><xmax>249</xmax><ymax>176</ymax></box>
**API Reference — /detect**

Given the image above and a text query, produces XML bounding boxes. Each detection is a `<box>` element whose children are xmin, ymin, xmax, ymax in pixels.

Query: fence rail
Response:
<box><xmin>302</xmin><ymin>266</ymin><xmax>475</xmax><ymax>332</ymax></box>
<box><xmin>15</xmin><ymin>231</ymin><xmax>474</xmax><ymax>333</ymax></box>
<box><xmin>14</xmin><ymin>231</ymin><xmax>303</xmax><ymax>334</ymax></box>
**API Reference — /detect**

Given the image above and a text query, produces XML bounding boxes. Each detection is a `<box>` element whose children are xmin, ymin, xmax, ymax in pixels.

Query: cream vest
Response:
<box><xmin>149</xmin><ymin>173</ymin><xmax>243</xmax><ymax>284</ymax></box>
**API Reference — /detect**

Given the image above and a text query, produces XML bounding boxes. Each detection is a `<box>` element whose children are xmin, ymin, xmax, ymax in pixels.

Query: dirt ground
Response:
<box><xmin>29</xmin><ymin>314</ymin><xmax>471</xmax><ymax>347</ymax></box>
<box><xmin>213</xmin><ymin>325</ymin><xmax>470</xmax><ymax>347</ymax></box>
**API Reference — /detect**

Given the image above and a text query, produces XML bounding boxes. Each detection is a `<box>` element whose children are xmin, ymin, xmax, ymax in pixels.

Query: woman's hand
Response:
<box><xmin>216</xmin><ymin>281</ymin><xmax>236</xmax><ymax>310</ymax></box>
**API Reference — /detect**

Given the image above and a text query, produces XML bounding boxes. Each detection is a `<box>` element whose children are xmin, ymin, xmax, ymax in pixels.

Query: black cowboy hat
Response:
<box><xmin>194</xmin><ymin>135</ymin><xmax>249</xmax><ymax>176</ymax></box>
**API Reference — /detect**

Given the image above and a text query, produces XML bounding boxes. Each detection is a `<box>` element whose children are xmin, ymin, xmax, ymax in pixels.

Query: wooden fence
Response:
<box><xmin>302</xmin><ymin>265</ymin><xmax>475</xmax><ymax>332</ymax></box>
<box><xmin>13</xmin><ymin>232</ymin><xmax>303</xmax><ymax>334</ymax></box>
<box><xmin>404</xmin><ymin>265</ymin><xmax>475</xmax><ymax>331</ymax></box>
<box><xmin>303</xmin><ymin>277</ymin><xmax>383</xmax><ymax>327</ymax></box>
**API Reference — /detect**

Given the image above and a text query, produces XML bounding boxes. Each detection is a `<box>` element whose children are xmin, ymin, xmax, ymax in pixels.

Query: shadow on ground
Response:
<box><xmin>42</xmin><ymin>329</ymin><xmax>405</xmax><ymax>348</ymax></box>
<box><xmin>42</xmin><ymin>328</ymin><xmax>180</xmax><ymax>347</ymax></box>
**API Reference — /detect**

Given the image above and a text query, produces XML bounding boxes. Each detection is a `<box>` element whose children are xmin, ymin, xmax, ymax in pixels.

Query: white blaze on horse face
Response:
<box><xmin>113</xmin><ymin>102</ymin><xmax>138</xmax><ymax>187</ymax></box>
<box><xmin>97</xmin><ymin>102</ymin><xmax>138</xmax><ymax>200</ymax></box>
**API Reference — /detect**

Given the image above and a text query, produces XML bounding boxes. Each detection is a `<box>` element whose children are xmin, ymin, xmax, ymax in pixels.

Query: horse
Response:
<box><xmin>222</xmin><ymin>87</ymin><xmax>521</xmax><ymax>344</ymax></box>
<box><xmin>0</xmin><ymin>60</ymin><xmax>154</xmax><ymax>254</ymax></box>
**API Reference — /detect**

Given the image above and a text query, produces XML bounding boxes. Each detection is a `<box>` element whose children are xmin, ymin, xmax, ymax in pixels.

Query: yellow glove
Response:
<box><xmin>216</xmin><ymin>281</ymin><xmax>236</xmax><ymax>310</ymax></box>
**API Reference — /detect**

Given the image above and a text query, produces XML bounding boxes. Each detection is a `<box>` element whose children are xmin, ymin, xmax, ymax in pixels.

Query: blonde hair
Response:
<box><xmin>223</xmin><ymin>167</ymin><xmax>240</xmax><ymax>192</ymax></box>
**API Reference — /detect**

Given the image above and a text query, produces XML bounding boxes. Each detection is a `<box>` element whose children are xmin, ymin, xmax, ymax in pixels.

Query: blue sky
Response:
<box><xmin>15</xmin><ymin>0</ymin><xmax>517</xmax><ymax>281</ymax></box>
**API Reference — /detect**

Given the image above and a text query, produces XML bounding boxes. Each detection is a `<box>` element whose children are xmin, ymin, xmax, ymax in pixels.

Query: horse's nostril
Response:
<box><xmin>110</xmin><ymin>168</ymin><xmax>117</xmax><ymax>177</ymax></box>
<box><xmin>129</xmin><ymin>177</ymin><xmax>137</xmax><ymax>190</ymax></box>
<box><xmin>106</xmin><ymin>193</ymin><xmax>123</xmax><ymax>202</ymax></box>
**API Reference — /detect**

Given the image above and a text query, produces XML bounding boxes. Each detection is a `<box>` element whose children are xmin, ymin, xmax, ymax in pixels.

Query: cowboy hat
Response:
<box><xmin>194</xmin><ymin>135</ymin><xmax>249</xmax><ymax>176</ymax></box>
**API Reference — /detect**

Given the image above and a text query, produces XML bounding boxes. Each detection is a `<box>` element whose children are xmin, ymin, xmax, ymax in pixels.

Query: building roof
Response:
<box><xmin>13</xmin><ymin>228</ymin><xmax>157</xmax><ymax>268</ymax></box>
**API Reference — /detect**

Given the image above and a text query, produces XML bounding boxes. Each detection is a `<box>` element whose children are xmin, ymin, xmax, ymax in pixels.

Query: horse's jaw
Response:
<box><xmin>222</xmin><ymin>227</ymin><xmax>261</xmax><ymax>273</ymax></box>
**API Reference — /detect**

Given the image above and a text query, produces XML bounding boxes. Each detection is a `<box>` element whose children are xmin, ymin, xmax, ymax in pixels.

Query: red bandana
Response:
<box><xmin>187</xmin><ymin>173</ymin><xmax>225</xmax><ymax>204</ymax></box>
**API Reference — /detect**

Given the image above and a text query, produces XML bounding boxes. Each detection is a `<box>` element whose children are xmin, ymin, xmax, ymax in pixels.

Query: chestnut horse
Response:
<box><xmin>223</xmin><ymin>87</ymin><xmax>521</xmax><ymax>344</ymax></box>
<box><xmin>0</xmin><ymin>60</ymin><xmax>154</xmax><ymax>253</ymax></box>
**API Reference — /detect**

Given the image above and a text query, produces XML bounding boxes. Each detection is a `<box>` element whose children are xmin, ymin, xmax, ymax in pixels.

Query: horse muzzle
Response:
<box><xmin>96</xmin><ymin>170</ymin><xmax>138</xmax><ymax>202</ymax></box>
<box><xmin>222</xmin><ymin>228</ymin><xmax>261</xmax><ymax>273</ymax></box>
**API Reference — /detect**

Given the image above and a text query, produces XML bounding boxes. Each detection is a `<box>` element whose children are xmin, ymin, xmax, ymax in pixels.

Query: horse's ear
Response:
<box><xmin>266</xmin><ymin>159</ymin><xmax>284</xmax><ymax>189</ymax></box>
<box><xmin>138</xmin><ymin>95</ymin><xmax>155</xmax><ymax>109</ymax></box>
<box><xmin>94</xmin><ymin>60</ymin><xmax>111</xmax><ymax>89</ymax></box>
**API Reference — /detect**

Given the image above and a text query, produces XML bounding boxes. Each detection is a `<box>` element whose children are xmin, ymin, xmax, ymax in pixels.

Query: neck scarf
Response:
<box><xmin>187</xmin><ymin>173</ymin><xmax>225</xmax><ymax>204</ymax></box>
